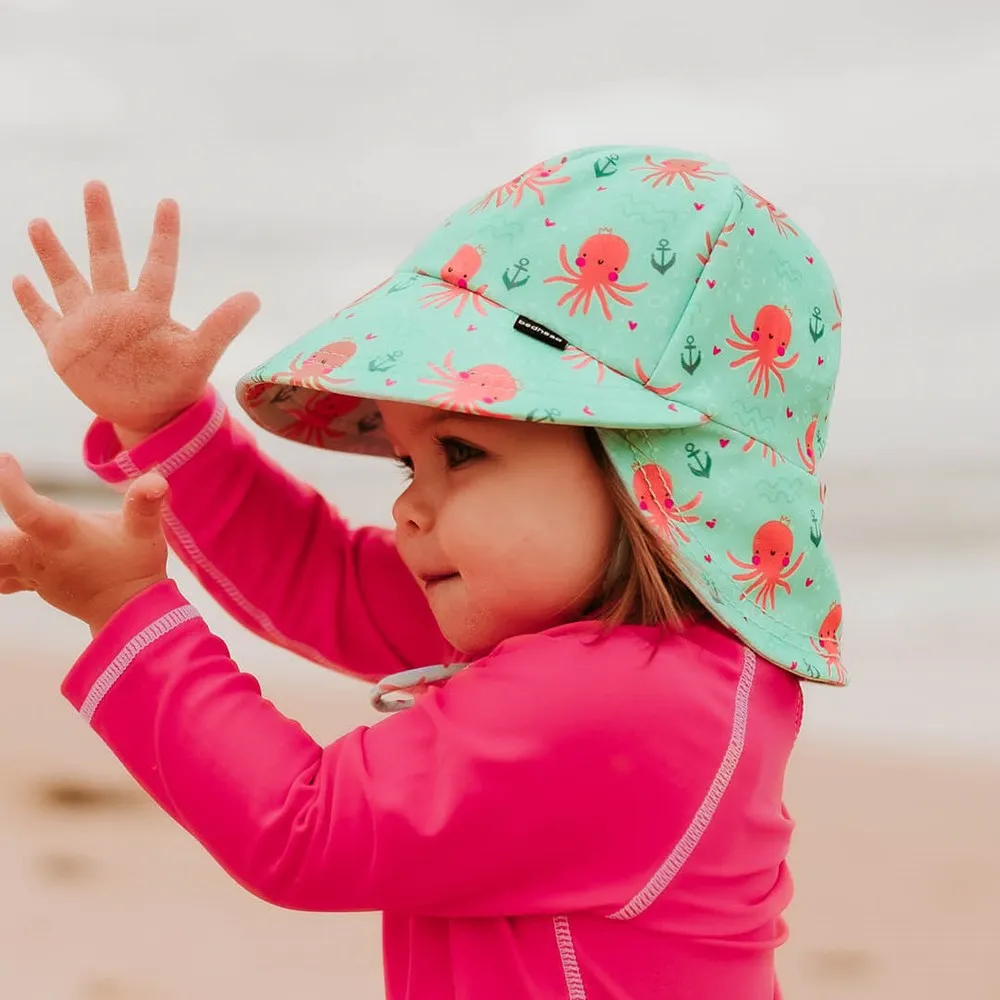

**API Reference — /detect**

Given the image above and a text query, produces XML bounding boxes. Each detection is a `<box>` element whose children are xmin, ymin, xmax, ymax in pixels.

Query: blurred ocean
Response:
<box><xmin>0</xmin><ymin>0</ymin><xmax>997</xmax><ymax>755</ymax></box>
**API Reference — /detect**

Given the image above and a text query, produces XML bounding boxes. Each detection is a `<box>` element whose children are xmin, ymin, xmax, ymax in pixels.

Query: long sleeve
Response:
<box><xmin>61</xmin><ymin>581</ymin><xmax>720</xmax><ymax>920</ymax></box>
<box><xmin>82</xmin><ymin>386</ymin><xmax>452</xmax><ymax>682</ymax></box>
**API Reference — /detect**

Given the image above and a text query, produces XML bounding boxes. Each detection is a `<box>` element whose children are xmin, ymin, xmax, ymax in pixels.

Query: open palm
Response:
<box><xmin>13</xmin><ymin>182</ymin><xmax>260</xmax><ymax>435</ymax></box>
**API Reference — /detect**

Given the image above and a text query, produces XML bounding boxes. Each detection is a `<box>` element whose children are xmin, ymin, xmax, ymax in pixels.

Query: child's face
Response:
<box><xmin>380</xmin><ymin>401</ymin><xmax>619</xmax><ymax>656</ymax></box>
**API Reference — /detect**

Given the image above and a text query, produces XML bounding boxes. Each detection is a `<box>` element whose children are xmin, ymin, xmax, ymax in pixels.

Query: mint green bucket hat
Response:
<box><xmin>236</xmin><ymin>145</ymin><xmax>846</xmax><ymax>686</ymax></box>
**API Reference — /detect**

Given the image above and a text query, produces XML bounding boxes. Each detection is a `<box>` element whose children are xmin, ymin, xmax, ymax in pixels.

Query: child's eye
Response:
<box><xmin>438</xmin><ymin>436</ymin><xmax>483</xmax><ymax>469</ymax></box>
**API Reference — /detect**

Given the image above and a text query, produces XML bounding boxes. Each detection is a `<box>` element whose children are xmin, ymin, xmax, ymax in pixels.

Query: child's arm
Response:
<box><xmin>85</xmin><ymin>385</ymin><xmax>452</xmax><ymax>682</ymax></box>
<box><xmin>60</xmin><ymin>583</ymin><xmax>703</xmax><ymax>919</ymax></box>
<box><xmin>12</xmin><ymin>183</ymin><xmax>449</xmax><ymax>681</ymax></box>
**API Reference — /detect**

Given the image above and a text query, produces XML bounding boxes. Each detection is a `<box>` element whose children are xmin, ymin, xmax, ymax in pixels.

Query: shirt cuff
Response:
<box><xmin>82</xmin><ymin>386</ymin><xmax>226</xmax><ymax>486</ymax></box>
<box><xmin>61</xmin><ymin>578</ymin><xmax>201</xmax><ymax>720</ymax></box>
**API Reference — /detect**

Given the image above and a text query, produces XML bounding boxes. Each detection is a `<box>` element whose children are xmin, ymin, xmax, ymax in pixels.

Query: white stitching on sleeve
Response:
<box><xmin>79</xmin><ymin>605</ymin><xmax>201</xmax><ymax>722</ymax></box>
<box><xmin>112</xmin><ymin>395</ymin><xmax>226</xmax><ymax>481</ymax></box>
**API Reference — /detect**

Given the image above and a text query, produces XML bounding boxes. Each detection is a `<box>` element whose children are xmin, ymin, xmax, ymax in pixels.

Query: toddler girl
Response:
<box><xmin>2</xmin><ymin>144</ymin><xmax>845</xmax><ymax>999</ymax></box>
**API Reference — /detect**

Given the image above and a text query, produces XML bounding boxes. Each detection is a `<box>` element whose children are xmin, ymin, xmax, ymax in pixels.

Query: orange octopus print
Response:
<box><xmin>796</xmin><ymin>416</ymin><xmax>820</xmax><ymax>474</ymax></box>
<box><xmin>544</xmin><ymin>230</ymin><xmax>648</xmax><ymax>321</ymax></box>
<box><xmin>276</xmin><ymin>393</ymin><xmax>361</xmax><ymax>448</ymax></box>
<box><xmin>469</xmin><ymin>156</ymin><xmax>570</xmax><ymax>212</ymax></box>
<box><xmin>417</xmin><ymin>351</ymin><xmax>519</xmax><ymax>417</ymax></box>
<box><xmin>810</xmin><ymin>602</ymin><xmax>844</xmax><ymax>683</ymax></box>
<box><xmin>742</xmin><ymin>185</ymin><xmax>799</xmax><ymax>238</ymax></box>
<box><xmin>727</xmin><ymin>517</ymin><xmax>804</xmax><ymax>610</ymax></box>
<box><xmin>632</xmin><ymin>156</ymin><xmax>727</xmax><ymax>191</ymax></box>
<box><xmin>743</xmin><ymin>437</ymin><xmax>785</xmax><ymax>467</ymax></box>
<box><xmin>419</xmin><ymin>245</ymin><xmax>501</xmax><ymax>318</ymax></box>
<box><xmin>270</xmin><ymin>340</ymin><xmax>356</xmax><ymax>392</ymax></box>
<box><xmin>727</xmin><ymin>304</ymin><xmax>800</xmax><ymax>397</ymax></box>
<box><xmin>632</xmin><ymin>463</ymin><xmax>702</xmax><ymax>544</ymax></box>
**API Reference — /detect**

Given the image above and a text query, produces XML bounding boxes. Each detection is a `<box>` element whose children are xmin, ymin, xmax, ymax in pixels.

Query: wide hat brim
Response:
<box><xmin>235</xmin><ymin>269</ymin><xmax>706</xmax><ymax>452</ymax></box>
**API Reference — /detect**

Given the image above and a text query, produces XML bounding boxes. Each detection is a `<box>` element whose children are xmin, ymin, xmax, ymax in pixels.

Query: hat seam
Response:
<box><xmin>640</xmin><ymin>180</ymin><xmax>746</xmax><ymax>410</ymax></box>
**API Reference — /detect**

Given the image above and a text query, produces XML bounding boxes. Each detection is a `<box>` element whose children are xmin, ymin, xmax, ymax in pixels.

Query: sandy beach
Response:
<box><xmin>1</xmin><ymin>604</ymin><xmax>997</xmax><ymax>998</ymax></box>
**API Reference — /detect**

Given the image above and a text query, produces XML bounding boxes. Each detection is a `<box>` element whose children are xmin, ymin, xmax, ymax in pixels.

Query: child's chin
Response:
<box><xmin>436</xmin><ymin>610</ymin><xmax>557</xmax><ymax>661</ymax></box>
<box><xmin>431</xmin><ymin>606</ymin><xmax>506</xmax><ymax>661</ymax></box>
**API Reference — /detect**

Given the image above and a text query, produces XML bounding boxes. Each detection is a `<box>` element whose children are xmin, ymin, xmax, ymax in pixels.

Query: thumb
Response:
<box><xmin>122</xmin><ymin>473</ymin><xmax>168</xmax><ymax>540</ymax></box>
<box><xmin>193</xmin><ymin>291</ymin><xmax>261</xmax><ymax>364</ymax></box>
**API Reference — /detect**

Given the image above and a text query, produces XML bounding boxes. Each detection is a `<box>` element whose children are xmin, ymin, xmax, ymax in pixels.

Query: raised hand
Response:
<box><xmin>13</xmin><ymin>182</ymin><xmax>260</xmax><ymax>437</ymax></box>
<box><xmin>0</xmin><ymin>453</ymin><xmax>169</xmax><ymax>634</ymax></box>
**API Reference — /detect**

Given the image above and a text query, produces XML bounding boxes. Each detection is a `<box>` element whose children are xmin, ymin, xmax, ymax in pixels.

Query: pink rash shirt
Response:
<box><xmin>62</xmin><ymin>385</ymin><xmax>802</xmax><ymax>999</ymax></box>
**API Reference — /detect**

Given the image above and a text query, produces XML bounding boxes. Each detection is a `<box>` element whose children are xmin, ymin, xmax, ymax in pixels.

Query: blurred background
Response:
<box><xmin>0</xmin><ymin>0</ymin><xmax>997</xmax><ymax>996</ymax></box>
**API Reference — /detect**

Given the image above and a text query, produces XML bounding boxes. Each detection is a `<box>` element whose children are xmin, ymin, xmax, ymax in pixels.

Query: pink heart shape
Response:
<box><xmin>385</xmin><ymin>378</ymin><xmax>396</xmax><ymax>386</ymax></box>
<box><xmin>806</xmin><ymin>256</ymin><xmax>814</xmax><ymax>264</ymax></box>
<box><xmin>597</xmin><ymin>186</ymin><xmax>607</xmax><ymax>191</ymax></box>
<box><xmin>747</xmin><ymin>227</ymin><xmax>755</xmax><ymax>236</ymax></box>
<box><xmin>704</xmin><ymin>554</ymin><xmax>712</xmax><ymax>562</ymax></box>
<box><xmin>706</xmin><ymin>518</ymin><xmax>717</xmax><ymax>528</ymax></box>
<box><xmin>712</xmin><ymin>345</ymin><xmax>721</xmax><ymax>355</ymax></box>
<box><xmin>628</xmin><ymin>320</ymin><xmax>638</xmax><ymax>330</ymax></box>
<box><xmin>706</xmin><ymin>279</ymin><xmax>717</xmax><ymax>289</ymax></box>
<box><xmin>786</xmin><ymin>407</ymin><xmax>793</xmax><ymax>418</ymax></box>
<box><xmin>582</xmin><ymin>406</ymin><xmax>594</xmax><ymax>416</ymax></box>
<box><xmin>365</xmin><ymin>332</ymin><xmax>377</xmax><ymax>340</ymax></box>
<box><xmin>719</xmin><ymin>438</ymin><xmax>730</xmax><ymax>448</ymax></box>
<box><xmin>817</xmin><ymin>357</ymin><xmax>825</xmax><ymax>366</ymax></box>
<box><xmin>467</xmin><ymin>324</ymin><xmax>477</xmax><ymax>331</ymax></box>
<box><xmin>544</xmin><ymin>218</ymin><xmax>555</xmax><ymax>227</ymax></box>
<box><xmin>668</xmin><ymin>402</ymin><xmax>678</xmax><ymax>411</ymax></box>
<box><xmin>805</xmin><ymin>578</ymin><xmax>814</xmax><ymax>587</ymax></box>
<box><xmin>694</xmin><ymin>202</ymin><xmax>705</xmax><ymax>211</ymax></box>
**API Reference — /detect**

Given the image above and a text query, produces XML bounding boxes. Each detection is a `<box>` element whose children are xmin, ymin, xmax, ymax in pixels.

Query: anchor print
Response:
<box><xmin>686</xmin><ymin>441</ymin><xmax>712</xmax><ymax>479</ymax></box>
<box><xmin>809</xmin><ymin>508</ymin><xmax>823</xmax><ymax>548</ymax></box>
<box><xmin>593</xmin><ymin>154</ymin><xmax>620</xmax><ymax>178</ymax></box>
<box><xmin>809</xmin><ymin>306</ymin><xmax>825</xmax><ymax>343</ymax></box>
<box><xmin>502</xmin><ymin>257</ymin><xmax>531</xmax><ymax>291</ymax></box>
<box><xmin>651</xmin><ymin>238</ymin><xmax>677</xmax><ymax>275</ymax></box>
<box><xmin>368</xmin><ymin>350</ymin><xmax>404</xmax><ymax>373</ymax></box>
<box><xmin>525</xmin><ymin>407</ymin><xmax>561</xmax><ymax>423</ymax></box>
<box><xmin>681</xmin><ymin>335</ymin><xmax>702</xmax><ymax>376</ymax></box>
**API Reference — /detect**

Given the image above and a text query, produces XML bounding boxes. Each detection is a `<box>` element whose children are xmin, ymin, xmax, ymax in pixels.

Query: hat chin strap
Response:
<box><xmin>370</xmin><ymin>662</ymin><xmax>469</xmax><ymax>713</ymax></box>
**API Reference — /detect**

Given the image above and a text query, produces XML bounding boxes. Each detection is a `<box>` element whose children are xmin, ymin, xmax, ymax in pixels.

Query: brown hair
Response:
<box><xmin>583</xmin><ymin>428</ymin><xmax>706</xmax><ymax>632</ymax></box>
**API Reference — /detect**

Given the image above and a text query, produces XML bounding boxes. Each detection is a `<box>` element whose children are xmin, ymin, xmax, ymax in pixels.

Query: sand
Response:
<box><xmin>0</xmin><ymin>640</ymin><xmax>996</xmax><ymax>1000</ymax></box>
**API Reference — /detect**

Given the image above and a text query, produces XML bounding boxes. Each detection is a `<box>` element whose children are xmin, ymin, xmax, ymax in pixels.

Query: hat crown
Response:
<box><xmin>399</xmin><ymin>145</ymin><xmax>841</xmax><ymax>471</ymax></box>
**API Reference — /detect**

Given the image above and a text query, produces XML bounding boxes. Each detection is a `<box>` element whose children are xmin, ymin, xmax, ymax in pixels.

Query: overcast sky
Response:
<box><xmin>1</xmin><ymin>0</ymin><xmax>997</xmax><ymax>481</ymax></box>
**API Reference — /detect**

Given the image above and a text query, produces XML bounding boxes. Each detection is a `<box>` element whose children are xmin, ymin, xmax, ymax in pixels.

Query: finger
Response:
<box><xmin>122</xmin><ymin>473</ymin><xmax>168</xmax><ymax>540</ymax></box>
<box><xmin>84</xmin><ymin>181</ymin><xmax>130</xmax><ymax>293</ymax></box>
<box><xmin>0</xmin><ymin>455</ymin><xmax>75</xmax><ymax>546</ymax></box>
<box><xmin>136</xmin><ymin>198</ymin><xmax>180</xmax><ymax>306</ymax></box>
<box><xmin>0</xmin><ymin>579</ymin><xmax>33</xmax><ymax>595</ymax></box>
<box><xmin>27</xmin><ymin>218</ymin><xmax>91</xmax><ymax>313</ymax></box>
<box><xmin>195</xmin><ymin>292</ymin><xmax>261</xmax><ymax>362</ymax></box>
<box><xmin>0</xmin><ymin>527</ymin><xmax>30</xmax><ymax>564</ymax></box>
<box><xmin>12</xmin><ymin>275</ymin><xmax>61</xmax><ymax>347</ymax></box>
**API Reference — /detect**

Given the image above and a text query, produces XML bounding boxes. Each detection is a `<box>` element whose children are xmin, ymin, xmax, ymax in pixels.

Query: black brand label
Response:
<box><xmin>513</xmin><ymin>315</ymin><xmax>567</xmax><ymax>351</ymax></box>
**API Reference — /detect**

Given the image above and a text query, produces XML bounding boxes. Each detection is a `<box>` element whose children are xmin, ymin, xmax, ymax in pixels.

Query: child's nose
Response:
<box><xmin>392</xmin><ymin>481</ymin><xmax>435</xmax><ymax>533</ymax></box>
